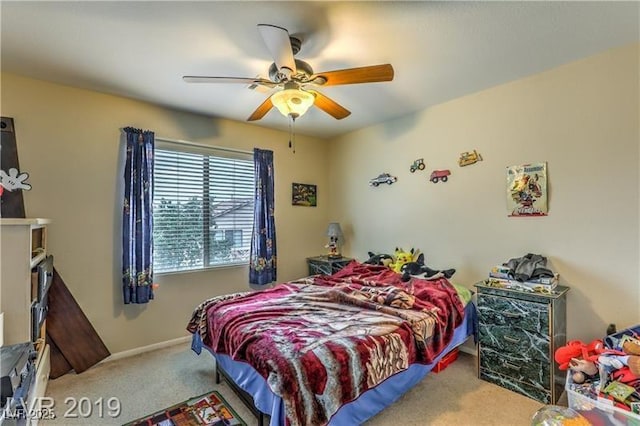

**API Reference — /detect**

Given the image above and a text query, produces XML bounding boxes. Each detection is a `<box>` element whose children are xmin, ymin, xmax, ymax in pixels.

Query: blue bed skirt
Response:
<box><xmin>192</xmin><ymin>302</ymin><xmax>477</xmax><ymax>425</ymax></box>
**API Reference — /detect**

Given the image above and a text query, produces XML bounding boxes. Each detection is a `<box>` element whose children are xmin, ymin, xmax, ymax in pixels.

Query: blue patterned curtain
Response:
<box><xmin>122</xmin><ymin>127</ymin><xmax>155</xmax><ymax>304</ymax></box>
<box><xmin>249</xmin><ymin>148</ymin><xmax>277</xmax><ymax>285</ymax></box>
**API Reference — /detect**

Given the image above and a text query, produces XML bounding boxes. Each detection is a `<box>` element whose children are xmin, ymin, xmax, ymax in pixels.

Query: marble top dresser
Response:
<box><xmin>475</xmin><ymin>281</ymin><xmax>569</xmax><ymax>404</ymax></box>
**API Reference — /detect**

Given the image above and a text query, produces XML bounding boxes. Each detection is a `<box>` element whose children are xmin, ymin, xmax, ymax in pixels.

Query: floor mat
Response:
<box><xmin>123</xmin><ymin>390</ymin><xmax>247</xmax><ymax>426</ymax></box>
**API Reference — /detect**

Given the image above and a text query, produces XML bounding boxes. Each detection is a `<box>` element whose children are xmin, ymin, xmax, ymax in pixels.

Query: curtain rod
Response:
<box><xmin>155</xmin><ymin>137</ymin><xmax>252</xmax><ymax>155</ymax></box>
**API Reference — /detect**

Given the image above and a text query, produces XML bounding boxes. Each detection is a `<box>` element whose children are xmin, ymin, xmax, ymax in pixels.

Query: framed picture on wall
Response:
<box><xmin>292</xmin><ymin>183</ymin><xmax>317</xmax><ymax>207</ymax></box>
<box><xmin>506</xmin><ymin>162</ymin><xmax>548</xmax><ymax>217</ymax></box>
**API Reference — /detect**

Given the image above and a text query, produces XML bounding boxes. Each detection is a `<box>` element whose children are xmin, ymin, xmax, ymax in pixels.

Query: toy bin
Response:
<box><xmin>565</xmin><ymin>374</ymin><xmax>640</xmax><ymax>425</ymax></box>
<box><xmin>604</xmin><ymin>324</ymin><xmax>640</xmax><ymax>351</ymax></box>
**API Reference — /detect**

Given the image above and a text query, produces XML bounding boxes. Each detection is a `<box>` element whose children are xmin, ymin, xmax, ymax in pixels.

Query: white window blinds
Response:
<box><xmin>153</xmin><ymin>141</ymin><xmax>254</xmax><ymax>273</ymax></box>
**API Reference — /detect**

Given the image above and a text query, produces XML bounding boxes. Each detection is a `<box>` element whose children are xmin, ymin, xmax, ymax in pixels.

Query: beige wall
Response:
<box><xmin>2</xmin><ymin>43</ymin><xmax>638</xmax><ymax>354</ymax></box>
<box><xmin>328</xmin><ymin>43</ymin><xmax>640</xmax><ymax>341</ymax></box>
<box><xmin>0</xmin><ymin>73</ymin><xmax>330</xmax><ymax>353</ymax></box>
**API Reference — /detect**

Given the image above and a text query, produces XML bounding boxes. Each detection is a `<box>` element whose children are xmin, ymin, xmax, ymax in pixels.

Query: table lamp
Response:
<box><xmin>326</xmin><ymin>222</ymin><xmax>343</xmax><ymax>259</ymax></box>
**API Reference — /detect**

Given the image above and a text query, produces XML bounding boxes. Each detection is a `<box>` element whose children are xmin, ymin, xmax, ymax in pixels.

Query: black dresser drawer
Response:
<box><xmin>306</xmin><ymin>256</ymin><xmax>353</xmax><ymax>276</ymax></box>
<box><xmin>478</xmin><ymin>323</ymin><xmax>550</xmax><ymax>362</ymax></box>
<box><xmin>477</xmin><ymin>293</ymin><xmax>549</xmax><ymax>334</ymax></box>
<box><xmin>479</xmin><ymin>345</ymin><xmax>550</xmax><ymax>387</ymax></box>
<box><xmin>480</xmin><ymin>369</ymin><xmax>551</xmax><ymax>404</ymax></box>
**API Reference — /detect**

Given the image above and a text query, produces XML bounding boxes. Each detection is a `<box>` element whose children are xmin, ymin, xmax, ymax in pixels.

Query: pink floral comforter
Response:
<box><xmin>187</xmin><ymin>261</ymin><xmax>465</xmax><ymax>426</ymax></box>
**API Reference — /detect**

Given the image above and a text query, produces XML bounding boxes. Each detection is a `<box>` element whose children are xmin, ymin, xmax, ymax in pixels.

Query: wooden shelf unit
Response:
<box><xmin>1</xmin><ymin>218</ymin><xmax>52</xmax><ymax>423</ymax></box>
<box><xmin>1</xmin><ymin>218</ymin><xmax>51</xmax><ymax>346</ymax></box>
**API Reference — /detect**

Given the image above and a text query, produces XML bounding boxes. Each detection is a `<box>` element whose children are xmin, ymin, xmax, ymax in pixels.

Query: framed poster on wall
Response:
<box><xmin>292</xmin><ymin>183</ymin><xmax>317</xmax><ymax>207</ymax></box>
<box><xmin>506</xmin><ymin>162</ymin><xmax>548</xmax><ymax>217</ymax></box>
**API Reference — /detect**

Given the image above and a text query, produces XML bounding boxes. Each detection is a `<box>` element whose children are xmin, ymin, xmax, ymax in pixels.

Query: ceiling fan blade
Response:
<box><xmin>305</xmin><ymin>90</ymin><xmax>351</xmax><ymax>120</ymax></box>
<box><xmin>311</xmin><ymin>64</ymin><xmax>394</xmax><ymax>86</ymax></box>
<box><xmin>257</xmin><ymin>24</ymin><xmax>297</xmax><ymax>74</ymax></box>
<box><xmin>247</xmin><ymin>96</ymin><xmax>274</xmax><ymax>121</ymax></box>
<box><xmin>183</xmin><ymin>76</ymin><xmax>277</xmax><ymax>87</ymax></box>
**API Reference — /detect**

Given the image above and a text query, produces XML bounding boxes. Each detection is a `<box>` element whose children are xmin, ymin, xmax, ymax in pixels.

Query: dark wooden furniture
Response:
<box><xmin>46</xmin><ymin>268</ymin><xmax>110</xmax><ymax>378</ymax></box>
<box><xmin>306</xmin><ymin>255</ymin><xmax>353</xmax><ymax>276</ymax></box>
<box><xmin>475</xmin><ymin>281</ymin><xmax>569</xmax><ymax>404</ymax></box>
<box><xmin>215</xmin><ymin>363</ymin><xmax>267</xmax><ymax>426</ymax></box>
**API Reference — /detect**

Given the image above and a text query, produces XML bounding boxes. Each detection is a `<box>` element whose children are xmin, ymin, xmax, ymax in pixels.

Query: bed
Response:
<box><xmin>187</xmin><ymin>261</ymin><xmax>477</xmax><ymax>426</ymax></box>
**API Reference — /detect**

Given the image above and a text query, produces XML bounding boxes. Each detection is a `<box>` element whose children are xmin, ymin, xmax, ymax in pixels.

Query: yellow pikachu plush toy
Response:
<box><xmin>390</xmin><ymin>247</ymin><xmax>421</xmax><ymax>273</ymax></box>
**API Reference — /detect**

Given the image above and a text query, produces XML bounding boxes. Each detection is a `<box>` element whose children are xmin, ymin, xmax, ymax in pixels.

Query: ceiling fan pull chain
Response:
<box><xmin>292</xmin><ymin>116</ymin><xmax>296</xmax><ymax>154</ymax></box>
<box><xmin>288</xmin><ymin>115</ymin><xmax>292</xmax><ymax>150</ymax></box>
<box><xmin>288</xmin><ymin>114</ymin><xmax>296</xmax><ymax>154</ymax></box>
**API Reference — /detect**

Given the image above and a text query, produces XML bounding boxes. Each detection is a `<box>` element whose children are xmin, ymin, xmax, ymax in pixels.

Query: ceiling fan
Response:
<box><xmin>183</xmin><ymin>24</ymin><xmax>394</xmax><ymax>122</ymax></box>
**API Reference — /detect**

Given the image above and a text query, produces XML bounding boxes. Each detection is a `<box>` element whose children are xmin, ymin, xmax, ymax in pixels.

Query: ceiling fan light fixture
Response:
<box><xmin>271</xmin><ymin>87</ymin><xmax>315</xmax><ymax>119</ymax></box>
<box><xmin>187</xmin><ymin>25</ymin><xmax>393</xmax><ymax>123</ymax></box>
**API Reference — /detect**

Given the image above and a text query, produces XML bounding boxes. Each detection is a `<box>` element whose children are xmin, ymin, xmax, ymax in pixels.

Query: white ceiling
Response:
<box><xmin>1</xmin><ymin>1</ymin><xmax>638</xmax><ymax>139</ymax></box>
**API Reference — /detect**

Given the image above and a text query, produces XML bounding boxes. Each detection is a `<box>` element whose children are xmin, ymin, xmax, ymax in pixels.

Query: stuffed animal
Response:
<box><xmin>400</xmin><ymin>254</ymin><xmax>426</xmax><ymax>280</ymax></box>
<box><xmin>400</xmin><ymin>253</ymin><xmax>457</xmax><ymax>282</ymax></box>
<box><xmin>363</xmin><ymin>251</ymin><xmax>393</xmax><ymax>267</ymax></box>
<box><xmin>554</xmin><ymin>339</ymin><xmax>605</xmax><ymax>384</ymax></box>
<box><xmin>389</xmin><ymin>247</ymin><xmax>420</xmax><ymax>273</ymax></box>
<box><xmin>568</xmin><ymin>358</ymin><xmax>599</xmax><ymax>384</ymax></box>
<box><xmin>599</xmin><ymin>353</ymin><xmax>640</xmax><ymax>384</ymax></box>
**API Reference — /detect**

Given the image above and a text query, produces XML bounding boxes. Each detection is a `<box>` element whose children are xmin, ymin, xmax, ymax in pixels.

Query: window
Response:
<box><xmin>152</xmin><ymin>141</ymin><xmax>254</xmax><ymax>273</ymax></box>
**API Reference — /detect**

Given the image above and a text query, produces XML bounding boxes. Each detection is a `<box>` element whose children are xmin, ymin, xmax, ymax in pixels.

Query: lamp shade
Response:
<box><xmin>271</xmin><ymin>85</ymin><xmax>315</xmax><ymax>119</ymax></box>
<box><xmin>326</xmin><ymin>222</ymin><xmax>343</xmax><ymax>240</ymax></box>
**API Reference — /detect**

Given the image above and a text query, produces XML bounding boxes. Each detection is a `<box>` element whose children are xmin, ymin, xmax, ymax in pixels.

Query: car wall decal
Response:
<box><xmin>369</xmin><ymin>173</ymin><xmax>398</xmax><ymax>187</ymax></box>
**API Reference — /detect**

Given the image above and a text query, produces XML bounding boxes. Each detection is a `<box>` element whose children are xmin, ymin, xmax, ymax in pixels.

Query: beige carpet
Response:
<box><xmin>43</xmin><ymin>343</ymin><xmax>545</xmax><ymax>425</ymax></box>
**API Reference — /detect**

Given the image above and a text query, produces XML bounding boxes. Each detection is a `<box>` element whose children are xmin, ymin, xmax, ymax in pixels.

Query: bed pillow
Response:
<box><xmin>452</xmin><ymin>283</ymin><xmax>473</xmax><ymax>306</ymax></box>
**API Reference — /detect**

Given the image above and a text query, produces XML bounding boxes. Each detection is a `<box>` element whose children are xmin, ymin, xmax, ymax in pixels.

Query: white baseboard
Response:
<box><xmin>101</xmin><ymin>335</ymin><xmax>191</xmax><ymax>364</ymax></box>
<box><xmin>100</xmin><ymin>334</ymin><xmax>476</xmax><ymax>365</ymax></box>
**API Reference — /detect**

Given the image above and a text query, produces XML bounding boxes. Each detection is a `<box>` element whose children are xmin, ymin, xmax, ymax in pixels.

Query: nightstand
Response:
<box><xmin>474</xmin><ymin>281</ymin><xmax>569</xmax><ymax>404</ymax></box>
<box><xmin>306</xmin><ymin>256</ymin><xmax>353</xmax><ymax>276</ymax></box>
